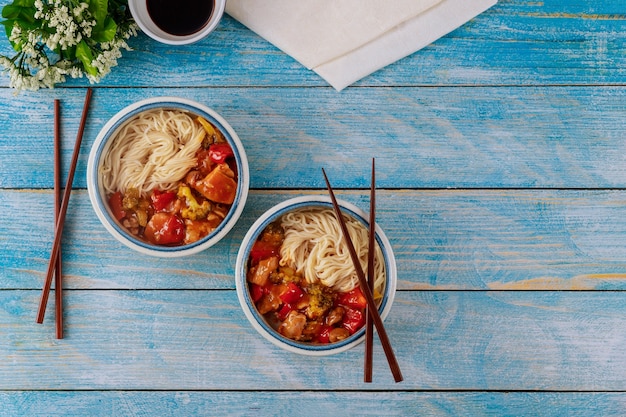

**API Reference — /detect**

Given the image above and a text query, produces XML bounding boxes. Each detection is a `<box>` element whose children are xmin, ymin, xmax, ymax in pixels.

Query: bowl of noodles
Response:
<box><xmin>235</xmin><ymin>196</ymin><xmax>397</xmax><ymax>355</ymax></box>
<box><xmin>87</xmin><ymin>97</ymin><xmax>249</xmax><ymax>257</ymax></box>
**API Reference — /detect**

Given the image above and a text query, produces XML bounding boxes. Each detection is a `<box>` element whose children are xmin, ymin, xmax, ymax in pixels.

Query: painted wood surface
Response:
<box><xmin>2</xmin><ymin>86</ymin><xmax>626</xmax><ymax>190</ymax></box>
<box><xmin>2</xmin><ymin>392</ymin><xmax>626</xmax><ymax>417</ymax></box>
<box><xmin>3</xmin><ymin>290</ymin><xmax>626</xmax><ymax>391</ymax></box>
<box><xmin>0</xmin><ymin>1</ymin><xmax>623</xmax><ymax>88</ymax></box>
<box><xmin>0</xmin><ymin>0</ymin><xmax>625</xmax><ymax>415</ymax></box>
<box><xmin>4</xmin><ymin>189</ymin><xmax>626</xmax><ymax>291</ymax></box>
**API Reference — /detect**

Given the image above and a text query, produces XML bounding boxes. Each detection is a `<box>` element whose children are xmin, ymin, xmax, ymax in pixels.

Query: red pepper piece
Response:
<box><xmin>144</xmin><ymin>213</ymin><xmax>185</xmax><ymax>245</ymax></box>
<box><xmin>208</xmin><ymin>143</ymin><xmax>234</xmax><ymax>164</ymax></box>
<box><xmin>316</xmin><ymin>325</ymin><xmax>333</xmax><ymax>344</ymax></box>
<box><xmin>337</xmin><ymin>286</ymin><xmax>367</xmax><ymax>310</ymax></box>
<box><xmin>277</xmin><ymin>303</ymin><xmax>293</xmax><ymax>321</ymax></box>
<box><xmin>279</xmin><ymin>282</ymin><xmax>304</xmax><ymax>304</ymax></box>
<box><xmin>341</xmin><ymin>307</ymin><xmax>365</xmax><ymax>335</ymax></box>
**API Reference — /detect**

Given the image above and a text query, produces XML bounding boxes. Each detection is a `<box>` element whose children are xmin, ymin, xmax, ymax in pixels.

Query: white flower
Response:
<box><xmin>0</xmin><ymin>0</ymin><xmax>138</xmax><ymax>90</ymax></box>
<box><xmin>9</xmin><ymin>25</ymin><xmax>22</xmax><ymax>43</ymax></box>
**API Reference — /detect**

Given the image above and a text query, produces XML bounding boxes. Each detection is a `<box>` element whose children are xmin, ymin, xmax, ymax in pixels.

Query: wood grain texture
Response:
<box><xmin>1</xmin><ymin>391</ymin><xmax>626</xmax><ymax>417</ymax></box>
<box><xmin>0</xmin><ymin>0</ymin><xmax>624</xmax><ymax>413</ymax></box>
<box><xmin>1</xmin><ymin>85</ymin><xmax>625</xmax><ymax>190</ymax></box>
<box><xmin>2</xmin><ymin>290</ymin><xmax>626</xmax><ymax>391</ymax></box>
<box><xmin>0</xmin><ymin>1</ymin><xmax>623</xmax><ymax>88</ymax></box>
<box><xmin>4</xmin><ymin>189</ymin><xmax>626</xmax><ymax>291</ymax></box>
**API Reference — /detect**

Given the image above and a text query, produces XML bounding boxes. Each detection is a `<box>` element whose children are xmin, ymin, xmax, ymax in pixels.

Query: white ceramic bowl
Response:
<box><xmin>87</xmin><ymin>96</ymin><xmax>249</xmax><ymax>257</ymax></box>
<box><xmin>235</xmin><ymin>196</ymin><xmax>397</xmax><ymax>355</ymax></box>
<box><xmin>129</xmin><ymin>0</ymin><xmax>226</xmax><ymax>45</ymax></box>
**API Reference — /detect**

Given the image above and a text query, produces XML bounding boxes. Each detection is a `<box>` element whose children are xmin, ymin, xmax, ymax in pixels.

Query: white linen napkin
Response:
<box><xmin>225</xmin><ymin>0</ymin><xmax>498</xmax><ymax>91</ymax></box>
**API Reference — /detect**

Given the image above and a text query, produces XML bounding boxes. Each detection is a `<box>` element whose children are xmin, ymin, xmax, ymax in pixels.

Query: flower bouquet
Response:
<box><xmin>0</xmin><ymin>0</ymin><xmax>137</xmax><ymax>90</ymax></box>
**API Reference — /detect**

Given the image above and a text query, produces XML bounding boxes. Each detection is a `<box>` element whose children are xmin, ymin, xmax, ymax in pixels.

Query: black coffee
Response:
<box><xmin>147</xmin><ymin>0</ymin><xmax>214</xmax><ymax>36</ymax></box>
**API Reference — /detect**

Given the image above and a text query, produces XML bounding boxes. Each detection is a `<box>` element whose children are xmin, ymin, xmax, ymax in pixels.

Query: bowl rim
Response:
<box><xmin>87</xmin><ymin>96</ymin><xmax>249</xmax><ymax>257</ymax></box>
<box><xmin>128</xmin><ymin>0</ymin><xmax>226</xmax><ymax>45</ymax></box>
<box><xmin>235</xmin><ymin>195</ymin><xmax>397</xmax><ymax>356</ymax></box>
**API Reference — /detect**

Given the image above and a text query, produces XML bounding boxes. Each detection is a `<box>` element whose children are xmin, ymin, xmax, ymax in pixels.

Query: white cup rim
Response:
<box><xmin>129</xmin><ymin>0</ymin><xmax>226</xmax><ymax>45</ymax></box>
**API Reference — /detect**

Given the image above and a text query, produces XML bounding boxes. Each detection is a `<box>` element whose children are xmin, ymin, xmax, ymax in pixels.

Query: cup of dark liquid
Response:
<box><xmin>129</xmin><ymin>0</ymin><xmax>225</xmax><ymax>45</ymax></box>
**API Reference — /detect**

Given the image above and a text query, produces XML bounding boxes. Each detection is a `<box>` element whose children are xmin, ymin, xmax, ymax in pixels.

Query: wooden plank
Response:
<box><xmin>5</xmin><ymin>189</ymin><xmax>626</xmax><ymax>291</ymax></box>
<box><xmin>1</xmin><ymin>391</ymin><xmax>624</xmax><ymax>416</ymax></box>
<box><xmin>0</xmin><ymin>0</ymin><xmax>623</xmax><ymax>408</ymax></box>
<box><xmin>1</xmin><ymin>86</ymin><xmax>625</xmax><ymax>190</ymax></box>
<box><xmin>2</xmin><ymin>290</ymin><xmax>626</xmax><ymax>391</ymax></box>
<box><xmin>0</xmin><ymin>2</ymin><xmax>623</xmax><ymax>88</ymax></box>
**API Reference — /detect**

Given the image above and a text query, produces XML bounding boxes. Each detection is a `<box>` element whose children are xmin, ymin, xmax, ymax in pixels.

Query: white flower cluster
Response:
<box><xmin>1</xmin><ymin>0</ymin><xmax>138</xmax><ymax>91</ymax></box>
<box><xmin>34</xmin><ymin>0</ymin><xmax>93</xmax><ymax>51</ymax></box>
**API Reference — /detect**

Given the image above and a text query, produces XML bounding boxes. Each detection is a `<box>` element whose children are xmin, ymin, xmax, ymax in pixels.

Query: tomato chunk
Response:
<box><xmin>144</xmin><ymin>213</ymin><xmax>185</xmax><ymax>245</ymax></box>
<box><xmin>249</xmin><ymin>240</ymin><xmax>281</xmax><ymax>265</ymax></box>
<box><xmin>151</xmin><ymin>190</ymin><xmax>176</xmax><ymax>212</ymax></box>
<box><xmin>108</xmin><ymin>191</ymin><xmax>126</xmax><ymax>220</ymax></box>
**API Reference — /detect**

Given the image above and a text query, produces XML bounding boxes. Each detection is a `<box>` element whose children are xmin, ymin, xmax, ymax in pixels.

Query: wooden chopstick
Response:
<box><xmin>37</xmin><ymin>88</ymin><xmax>93</xmax><ymax>324</ymax></box>
<box><xmin>322</xmin><ymin>167</ymin><xmax>403</xmax><ymax>383</ymax></box>
<box><xmin>53</xmin><ymin>99</ymin><xmax>63</xmax><ymax>338</ymax></box>
<box><xmin>364</xmin><ymin>158</ymin><xmax>375</xmax><ymax>382</ymax></box>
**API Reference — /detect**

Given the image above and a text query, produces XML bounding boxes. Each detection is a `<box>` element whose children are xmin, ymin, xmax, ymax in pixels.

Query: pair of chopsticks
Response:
<box><xmin>36</xmin><ymin>88</ymin><xmax>94</xmax><ymax>338</ymax></box>
<box><xmin>322</xmin><ymin>159</ymin><xmax>403</xmax><ymax>383</ymax></box>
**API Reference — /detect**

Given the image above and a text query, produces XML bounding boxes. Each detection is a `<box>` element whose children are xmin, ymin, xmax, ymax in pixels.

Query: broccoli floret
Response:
<box><xmin>178</xmin><ymin>184</ymin><xmax>211</xmax><ymax>220</ymax></box>
<box><xmin>305</xmin><ymin>283</ymin><xmax>334</xmax><ymax>319</ymax></box>
<box><xmin>270</xmin><ymin>266</ymin><xmax>301</xmax><ymax>285</ymax></box>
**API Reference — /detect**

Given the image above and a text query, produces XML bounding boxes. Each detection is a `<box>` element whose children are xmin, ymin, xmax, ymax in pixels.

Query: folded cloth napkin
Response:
<box><xmin>225</xmin><ymin>0</ymin><xmax>497</xmax><ymax>90</ymax></box>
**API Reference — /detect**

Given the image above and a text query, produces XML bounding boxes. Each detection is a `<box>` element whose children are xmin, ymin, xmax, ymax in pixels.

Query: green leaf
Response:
<box><xmin>61</xmin><ymin>44</ymin><xmax>77</xmax><ymax>61</ymax></box>
<box><xmin>12</xmin><ymin>0</ymin><xmax>36</xmax><ymax>7</ymax></box>
<box><xmin>2</xmin><ymin>5</ymin><xmax>22</xmax><ymax>19</ymax></box>
<box><xmin>0</xmin><ymin>18</ymin><xmax>14</xmax><ymax>29</ymax></box>
<box><xmin>88</xmin><ymin>0</ymin><xmax>108</xmax><ymax>30</ymax></box>
<box><xmin>76</xmin><ymin>39</ymin><xmax>98</xmax><ymax>76</ymax></box>
<box><xmin>2</xmin><ymin>4</ymin><xmax>36</xmax><ymax>23</ymax></box>
<box><xmin>91</xmin><ymin>16</ymin><xmax>117</xmax><ymax>43</ymax></box>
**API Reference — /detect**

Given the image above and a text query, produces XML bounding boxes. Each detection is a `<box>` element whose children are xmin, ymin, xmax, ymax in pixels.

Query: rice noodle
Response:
<box><xmin>279</xmin><ymin>207</ymin><xmax>386</xmax><ymax>295</ymax></box>
<box><xmin>100</xmin><ymin>108</ymin><xmax>205</xmax><ymax>195</ymax></box>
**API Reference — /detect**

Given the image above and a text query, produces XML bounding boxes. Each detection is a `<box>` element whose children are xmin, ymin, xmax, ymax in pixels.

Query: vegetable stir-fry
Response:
<box><xmin>107</xmin><ymin>117</ymin><xmax>238</xmax><ymax>246</ymax></box>
<box><xmin>247</xmin><ymin>222</ymin><xmax>372</xmax><ymax>344</ymax></box>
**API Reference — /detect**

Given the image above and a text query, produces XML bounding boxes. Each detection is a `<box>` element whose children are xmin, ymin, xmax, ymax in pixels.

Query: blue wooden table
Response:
<box><xmin>1</xmin><ymin>1</ymin><xmax>626</xmax><ymax>415</ymax></box>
